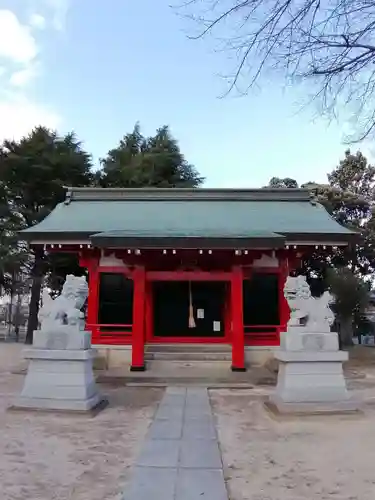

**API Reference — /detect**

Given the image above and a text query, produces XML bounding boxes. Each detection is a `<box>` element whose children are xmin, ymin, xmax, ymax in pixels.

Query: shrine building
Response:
<box><xmin>21</xmin><ymin>187</ymin><xmax>354</xmax><ymax>371</ymax></box>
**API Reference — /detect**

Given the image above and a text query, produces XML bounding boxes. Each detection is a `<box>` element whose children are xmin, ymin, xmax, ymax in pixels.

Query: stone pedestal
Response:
<box><xmin>267</xmin><ymin>330</ymin><xmax>361</xmax><ymax>414</ymax></box>
<box><xmin>11</xmin><ymin>327</ymin><xmax>106</xmax><ymax>414</ymax></box>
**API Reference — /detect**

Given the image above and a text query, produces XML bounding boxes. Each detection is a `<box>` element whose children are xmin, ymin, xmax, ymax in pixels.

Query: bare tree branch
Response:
<box><xmin>179</xmin><ymin>0</ymin><xmax>375</xmax><ymax>141</ymax></box>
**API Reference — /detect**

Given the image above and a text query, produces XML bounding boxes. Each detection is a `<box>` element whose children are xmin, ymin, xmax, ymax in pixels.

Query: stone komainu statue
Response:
<box><xmin>284</xmin><ymin>275</ymin><xmax>335</xmax><ymax>332</ymax></box>
<box><xmin>38</xmin><ymin>275</ymin><xmax>88</xmax><ymax>330</ymax></box>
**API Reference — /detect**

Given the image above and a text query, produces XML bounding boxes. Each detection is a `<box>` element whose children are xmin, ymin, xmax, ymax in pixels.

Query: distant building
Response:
<box><xmin>365</xmin><ymin>291</ymin><xmax>375</xmax><ymax>323</ymax></box>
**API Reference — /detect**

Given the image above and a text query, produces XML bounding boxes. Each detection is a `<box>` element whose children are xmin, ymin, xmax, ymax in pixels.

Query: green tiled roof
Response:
<box><xmin>21</xmin><ymin>187</ymin><xmax>355</xmax><ymax>244</ymax></box>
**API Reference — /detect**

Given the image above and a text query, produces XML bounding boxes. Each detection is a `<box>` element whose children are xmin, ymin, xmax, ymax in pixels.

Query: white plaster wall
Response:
<box><xmin>98</xmin><ymin>253</ymin><xmax>126</xmax><ymax>267</ymax></box>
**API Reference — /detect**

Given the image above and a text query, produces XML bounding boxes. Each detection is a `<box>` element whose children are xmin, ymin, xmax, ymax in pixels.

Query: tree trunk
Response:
<box><xmin>25</xmin><ymin>250</ymin><xmax>44</xmax><ymax>345</ymax></box>
<box><xmin>14</xmin><ymin>290</ymin><xmax>22</xmax><ymax>343</ymax></box>
<box><xmin>7</xmin><ymin>271</ymin><xmax>15</xmax><ymax>339</ymax></box>
<box><xmin>339</xmin><ymin>316</ymin><xmax>353</xmax><ymax>347</ymax></box>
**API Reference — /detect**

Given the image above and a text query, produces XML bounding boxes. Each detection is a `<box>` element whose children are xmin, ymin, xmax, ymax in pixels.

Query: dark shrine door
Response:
<box><xmin>152</xmin><ymin>281</ymin><xmax>226</xmax><ymax>338</ymax></box>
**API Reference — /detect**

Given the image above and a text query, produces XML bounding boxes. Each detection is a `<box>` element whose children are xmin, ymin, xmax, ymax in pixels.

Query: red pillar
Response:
<box><xmin>131</xmin><ymin>266</ymin><xmax>146</xmax><ymax>371</ymax></box>
<box><xmin>231</xmin><ymin>266</ymin><xmax>246</xmax><ymax>371</ymax></box>
<box><xmin>84</xmin><ymin>256</ymin><xmax>99</xmax><ymax>344</ymax></box>
<box><xmin>279</xmin><ymin>258</ymin><xmax>290</xmax><ymax>334</ymax></box>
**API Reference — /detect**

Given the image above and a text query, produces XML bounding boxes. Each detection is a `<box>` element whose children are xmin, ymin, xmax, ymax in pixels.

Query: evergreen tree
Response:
<box><xmin>98</xmin><ymin>123</ymin><xmax>204</xmax><ymax>188</ymax></box>
<box><xmin>266</xmin><ymin>150</ymin><xmax>375</xmax><ymax>291</ymax></box>
<box><xmin>0</xmin><ymin>127</ymin><xmax>93</xmax><ymax>343</ymax></box>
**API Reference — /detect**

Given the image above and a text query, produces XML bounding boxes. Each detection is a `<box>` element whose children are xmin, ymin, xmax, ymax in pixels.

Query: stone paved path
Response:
<box><xmin>123</xmin><ymin>386</ymin><xmax>228</xmax><ymax>500</ymax></box>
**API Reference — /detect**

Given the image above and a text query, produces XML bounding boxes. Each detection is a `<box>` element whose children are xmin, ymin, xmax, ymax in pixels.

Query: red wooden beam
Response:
<box><xmin>97</xmin><ymin>266</ymin><xmax>134</xmax><ymax>277</ymax></box>
<box><xmin>146</xmin><ymin>270</ymin><xmax>232</xmax><ymax>281</ymax></box>
<box><xmin>130</xmin><ymin>266</ymin><xmax>146</xmax><ymax>371</ymax></box>
<box><xmin>230</xmin><ymin>266</ymin><xmax>246</xmax><ymax>371</ymax></box>
<box><xmin>88</xmin><ymin>324</ymin><xmax>132</xmax><ymax>328</ymax></box>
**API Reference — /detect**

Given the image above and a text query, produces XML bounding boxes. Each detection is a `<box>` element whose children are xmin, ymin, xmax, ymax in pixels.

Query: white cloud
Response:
<box><xmin>0</xmin><ymin>97</ymin><xmax>60</xmax><ymax>142</ymax></box>
<box><xmin>0</xmin><ymin>8</ymin><xmax>62</xmax><ymax>142</ymax></box>
<box><xmin>0</xmin><ymin>10</ymin><xmax>37</xmax><ymax>64</ymax></box>
<box><xmin>29</xmin><ymin>13</ymin><xmax>46</xmax><ymax>30</ymax></box>
<box><xmin>9</xmin><ymin>66</ymin><xmax>37</xmax><ymax>87</ymax></box>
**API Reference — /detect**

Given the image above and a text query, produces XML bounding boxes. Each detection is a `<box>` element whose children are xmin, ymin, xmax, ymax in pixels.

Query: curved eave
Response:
<box><xmin>21</xmin><ymin>230</ymin><xmax>356</xmax><ymax>247</ymax></box>
<box><xmin>89</xmin><ymin>231</ymin><xmax>286</xmax><ymax>249</ymax></box>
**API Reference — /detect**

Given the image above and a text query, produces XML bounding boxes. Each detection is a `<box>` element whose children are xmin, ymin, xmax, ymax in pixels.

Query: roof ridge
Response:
<box><xmin>64</xmin><ymin>187</ymin><xmax>312</xmax><ymax>203</ymax></box>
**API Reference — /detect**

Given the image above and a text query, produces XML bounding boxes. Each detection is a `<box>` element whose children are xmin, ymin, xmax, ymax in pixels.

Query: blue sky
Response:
<box><xmin>0</xmin><ymin>0</ymin><xmax>372</xmax><ymax>188</ymax></box>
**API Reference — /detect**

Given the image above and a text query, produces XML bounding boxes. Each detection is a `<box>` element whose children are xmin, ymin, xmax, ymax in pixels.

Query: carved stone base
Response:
<box><xmin>268</xmin><ymin>331</ymin><xmax>362</xmax><ymax>414</ymax></box>
<box><xmin>11</xmin><ymin>328</ymin><xmax>105</xmax><ymax>415</ymax></box>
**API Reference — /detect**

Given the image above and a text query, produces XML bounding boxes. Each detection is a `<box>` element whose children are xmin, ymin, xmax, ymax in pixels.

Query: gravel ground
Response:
<box><xmin>0</xmin><ymin>344</ymin><xmax>162</xmax><ymax>500</ymax></box>
<box><xmin>4</xmin><ymin>342</ymin><xmax>375</xmax><ymax>500</ymax></box>
<box><xmin>211</xmin><ymin>389</ymin><xmax>375</xmax><ymax>500</ymax></box>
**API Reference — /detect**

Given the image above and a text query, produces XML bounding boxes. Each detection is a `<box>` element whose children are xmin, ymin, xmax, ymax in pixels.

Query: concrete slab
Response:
<box><xmin>123</xmin><ymin>387</ymin><xmax>228</xmax><ymax>499</ymax></box>
<box><xmin>176</xmin><ymin>469</ymin><xmax>227</xmax><ymax>500</ymax></box>
<box><xmin>179</xmin><ymin>439</ymin><xmax>222</xmax><ymax>469</ymax></box>
<box><xmin>185</xmin><ymin>394</ymin><xmax>211</xmax><ymax>407</ymax></box>
<box><xmin>184</xmin><ymin>405</ymin><xmax>213</xmax><ymax>419</ymax></box>
<box><xmin>155</xmin><ymin>405</ymin><xmax>184</xmax><ymax>421</ymax></box>
<box><xmin>182</xmin><ymin>420</ymin><xmax>217</xmax><ymax>440</ymax></box>
<box><xmin>148</xmin><ymin>419</ymin><xmax>183</xmax><ymax>440</ymax></box>
<box><xmin>166</xmin><ymin>387</ymin><xmax>187</xmax><ymax>395</ymax></box>
<box><xmin>124</xmin><ymin>467</ymin><xmax>177</xmax><ymax>500</ymax></box>
<box><xmin>136</xmin><ymin>439</ymin><xmax>180</xmax><ymax>468</ymax></box>
<box><xmin>186</xmin><ymin>387</ymin><xmax>208</xmax><ymax>396</ymax></box>
<box><xmin>159</xmin><ymin>394</ymin><xmax>186</xmax><ymax>408</ymax></box>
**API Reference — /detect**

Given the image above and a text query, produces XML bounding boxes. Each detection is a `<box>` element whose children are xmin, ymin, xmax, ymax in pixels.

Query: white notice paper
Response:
<box><xmin>197</xmin><ymin>309</ymin><xmax>204</xmax><ymax>319</ymax></box>
<box><xmin>213</xmin><ymin>321</ymin><xmax>221</xmax><ymax>332</ymax></box>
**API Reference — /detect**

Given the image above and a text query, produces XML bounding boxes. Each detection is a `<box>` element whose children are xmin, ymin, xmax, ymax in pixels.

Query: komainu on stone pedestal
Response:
<box><xmin>267</xmin><ymin>275</ymin><xmax>361</xmax><ymax>415</ymax></box>
<box><xmin>39</xmin><ymin>274</ymin><xmax>88</xmax><ymax>329</ymax></box>
<box><xmin>10</xmin><ymin>275</ymin><xmax>106</xmax><ymax>415</ymax></box>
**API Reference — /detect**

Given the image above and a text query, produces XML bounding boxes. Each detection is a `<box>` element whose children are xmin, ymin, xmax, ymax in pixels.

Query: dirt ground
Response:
<box><xmin>211</xmin><ymin>389</ymin><xmax>375</xmax><ymax>500</ymax></box>
<box><xmin>0</xmin><ymin>343</ymin><xmax>162</xmax><ymax>500</ymax></box>
<box><xmin>3</xmin><ymin>342</ymin><xmax>375</xmax><ymax>500</ymax></box>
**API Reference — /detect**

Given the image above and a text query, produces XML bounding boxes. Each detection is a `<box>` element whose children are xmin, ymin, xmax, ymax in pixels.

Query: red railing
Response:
<box><xmin>87</xmin><ymin>324</ymin><xmax>133</xmax><ymax>345</ymax></box>
<box><xmin>244</xmin><ymin>324</ymin><xmax>281</xmax><ymax>346</ymax></box>
<box><xmin>85</xmin><ymin>322</ymin><xmax>283</xmax><ymax>347</ymax></box>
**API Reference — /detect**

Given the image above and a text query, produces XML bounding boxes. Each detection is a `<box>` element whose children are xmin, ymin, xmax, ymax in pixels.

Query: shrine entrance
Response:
<box><xmin>152</xmin><ymin>281</ymin><xmax>227</xmax><ymax>339</ymax></box>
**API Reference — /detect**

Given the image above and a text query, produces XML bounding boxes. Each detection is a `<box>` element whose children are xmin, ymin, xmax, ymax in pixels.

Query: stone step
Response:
<box><xmin>146</xmin><ymin>343</ymin><xmax>231</xmax><ymax>353</ymax></box>
<box><xmin>97</xmin><ymin>375</ymin><xmax>254</xmax><ymax>387</ymax></box>
<box><xmin>145</xmin><ymin>351</ymin><xmax>232</xmax><ymax>361</ymax></box>
<box><xmin>95</xmin><ymin>360</ymin><xmax>276</xmax><ymax>387</ymax></box>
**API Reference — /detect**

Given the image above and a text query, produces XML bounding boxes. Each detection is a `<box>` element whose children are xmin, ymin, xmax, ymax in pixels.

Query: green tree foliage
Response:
<box><xmin>304</xmin><ymin>152</ymin><xmax>375</xmax><ymax>277</ymax></box>
<box><xmin>98</xmin><ymin>123</ymin><xmax>204</xmax><ymax>188</ymax></box>
<box><xmin>0</xmin><ymin>183</ymin><xmax>29</xmax><ymax>295</ymax></box>
<box><xmin>266</xmin><ymin>150</ymin><xmax>375</xmax><ymax>293</ymax></box>
<box><xmin>0</xmin><ymin>123</ymin><xmax>204</xmax><ymax>343</ymax></box>
<box><xmin>327</xmin><ymin>268</ymin><xmax>370</xmax><ymax>346</ymax></box>
<box><xmin>268</xmin><ymin>177</ymin><xmax>298</xmax><ymax>189</ymax></box>
<box><xmin>0</xmin><ymin>127</ymin><xmax>93</xmax><ymax>343</ymax></box>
